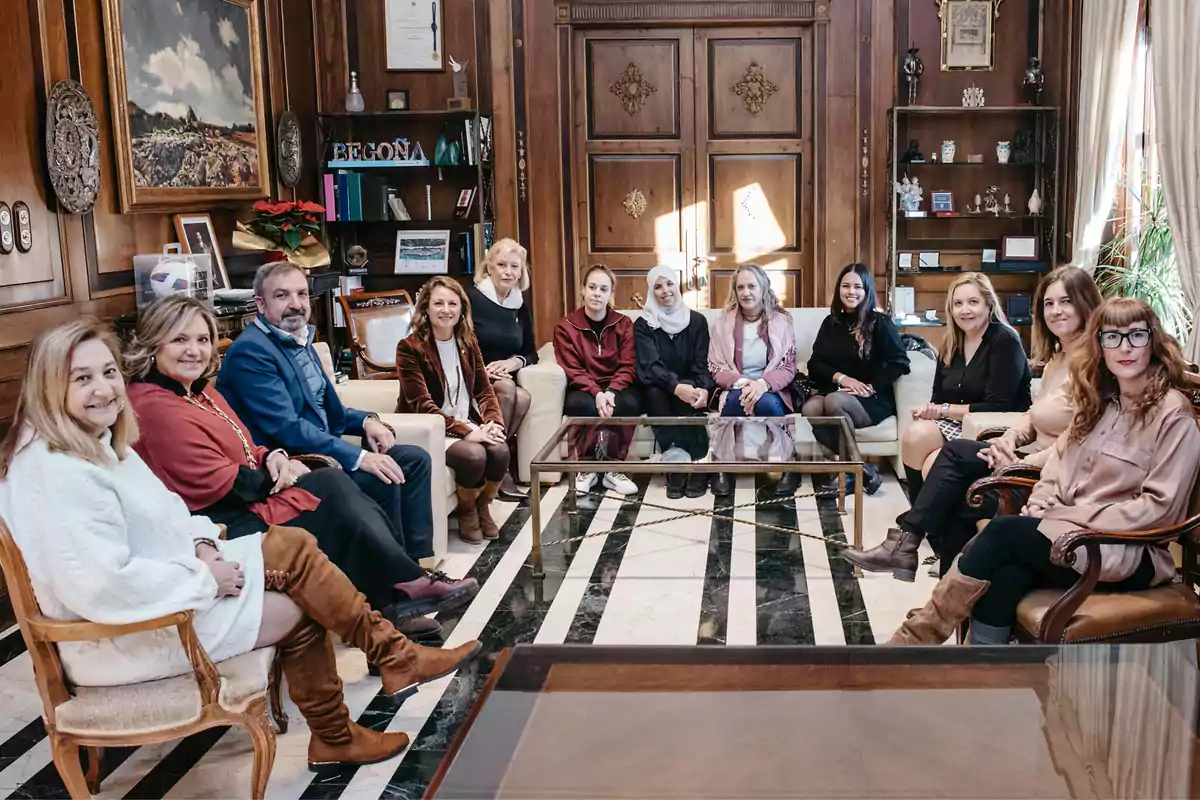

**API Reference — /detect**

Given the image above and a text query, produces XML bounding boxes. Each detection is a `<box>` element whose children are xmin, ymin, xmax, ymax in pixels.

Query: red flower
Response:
<box><xmin>299</xmin><ymin>201</ymin><xmax>325</xmax><ymax>214</ymax></box>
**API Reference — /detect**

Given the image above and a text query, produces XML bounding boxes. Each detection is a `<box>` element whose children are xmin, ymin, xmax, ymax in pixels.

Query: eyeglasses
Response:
<box><xmin>1098</xmin><ymin>329</ymin><xmax>1151</xmax><ymax>349</ymax></box>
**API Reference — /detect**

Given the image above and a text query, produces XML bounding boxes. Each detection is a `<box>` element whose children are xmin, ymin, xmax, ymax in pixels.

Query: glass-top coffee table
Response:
<box><xmin>426</xmin><ymin>642</ymin><xmax>1200</xmax><ymax>798</ymax></box>
<box><xmin>527</xmin><ymin>416</ymin><xmax>863</xmax><ymax>576</ymax></box>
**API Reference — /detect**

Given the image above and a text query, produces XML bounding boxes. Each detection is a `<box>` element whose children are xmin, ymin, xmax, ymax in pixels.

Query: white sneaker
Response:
<box><xmin>603</xmin><ymin>472</ymin><xmax>638</xmax><ymax>495</ymax></box>
<box><xmin>575</xmin><ymin>472</ymin><xmax>599</xmax><ymax>495</ymax></box>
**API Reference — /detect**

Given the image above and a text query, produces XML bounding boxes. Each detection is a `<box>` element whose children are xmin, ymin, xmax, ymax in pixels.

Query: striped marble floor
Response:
<box><xmin>0</xmin><ymin>471</ymin><xmax>944</xmax><ymax>799</ymax></box>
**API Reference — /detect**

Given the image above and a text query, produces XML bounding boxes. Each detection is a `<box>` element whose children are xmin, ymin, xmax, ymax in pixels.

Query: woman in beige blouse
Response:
<box><xmin>891</xmin><ymin>297</ymin><xmax>1200</xmax><ymax>645</ymax></box>
<box><xmin>844</xmin><ymin>266</ymin><xmax>1102</xmax><ymax>580</ymax></box>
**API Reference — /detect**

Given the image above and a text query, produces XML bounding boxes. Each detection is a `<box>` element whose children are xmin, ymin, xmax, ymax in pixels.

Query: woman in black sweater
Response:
<box><xmin>900</xmin><ymin>272</ymin><xmax>1031</xmax><ymax>500</ymax></box>
<box><xmin>635</xmin><ymin>266</ymin><xmax>714</xmax><ymax>498</ymax></box>
<box><xmin>803</xmin><ymin>263</ymin><xmax>910</xmax><ymax>495</ymax></box>
<box><xmin>467</xmin><ymin>238</ymin><xmax>539</xmax><ymax>499</ymax></box>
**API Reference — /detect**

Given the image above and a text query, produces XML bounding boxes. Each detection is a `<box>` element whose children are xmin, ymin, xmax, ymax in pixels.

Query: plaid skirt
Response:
<box><xmin>936</xmin><ymin>419</ymin><xmax>964</xmax><ymax>441</ymax></box>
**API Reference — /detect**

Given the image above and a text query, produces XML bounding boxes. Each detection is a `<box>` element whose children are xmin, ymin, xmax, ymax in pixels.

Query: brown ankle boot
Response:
<box><xmin>276</xmin><ymin>619</ymin><xmax>410</xmax><ymax>770</ymax></box>
<box><xmin>456</xmin><ymin>486</ymin><xmax>483</xmax><ymax>544</ymax></box>
<box><xmin>476</xmin><ymin>480</ymin><xmax>502</xmax><ymax>540</ymax></box>
<box><xmin>888</xmin><ymin>559</ymin><xmax>990</xmax><ymax>645</ymax></box>
<box><xmin>262</xmin><ymin>525</ymin><xmax>483</xmax><ymax>700</ymax></box>
<box><xmin>840</xmin><ymin>527</ymin><xmax>923</xmax><ymax>582</ymax></box>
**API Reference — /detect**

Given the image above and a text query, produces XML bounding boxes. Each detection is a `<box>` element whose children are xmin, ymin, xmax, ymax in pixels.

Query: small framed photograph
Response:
<box><xmin>394</xmin><ymin>229</ymin><xmax>450</xmax><ymax>274</ymax></box>
<box><xmin>939</xmin><ymin>0</ymin><xmax>997</xmax><ymax>71</ymax></box>
<box><xmin>387</xmin><ymin>90</ymin><xmax>410</xmax><ymax>110</ymax></box>
<box><xmin>898</xmin><ymin>252</ymin><xmax>914</xmax><ymax>270</ymax></box>
<box><xmin>931</xmin><ymin>190</ymin><xmax>954</xmax><ymax>214</ymax></box>
<box><xmin>1002</xmin><ymin>235</ymin><xmax>1039</xmax><ymax>261</ymax></box>
<box><xmin>981</xmin><ymin>248</ymin><xmax>998</xmax><ymax>264</ymax></box>
<box><xmin>453</xmin><ymin>187</ymin><xmax>476</xmax><ymax>219</ymax></box>
<box><xmin>173</xmin><ymin>213</ymin><xmax>229</xmax><ymax>291</ymax></box>
<box><xmin>919</xmin><ymin>251</ymin><xmax>940</xmax><ymax>269</ymax></box>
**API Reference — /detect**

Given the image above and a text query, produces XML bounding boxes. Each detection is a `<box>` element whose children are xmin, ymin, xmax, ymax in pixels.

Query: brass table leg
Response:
<box><xmin>531</xmin><ymin>467</ymin><xmax>544</xmax><ymax>578</ymax></box>
<box><xmin>837</xmin><ymin>468</ymin><xmax>846</xmax><ymax>515</ymax></box>
<box><xmin>852</xmin><ymin>464</ymin><xmax>864</xmax><ymax>578</ymax></box>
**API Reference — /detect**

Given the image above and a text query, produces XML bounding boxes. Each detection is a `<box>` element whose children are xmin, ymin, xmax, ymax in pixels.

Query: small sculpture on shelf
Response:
<box><xmin>1003</xmin><ymin>192</ymin><xmax>1012</xmax><ymax>214</ymax></box>
<box><xmin>941</xmin><ymin>140</ymin><xmax>956</xmax><ymax>163</ymax></box>
<box><xmin>970</xmin><ymin>193</ymin><xmax>983</xmax><ymax>214</ymax></box>
<box><xmin>962</xmin><ymin>82</ymin><xmax>985</xmax><ymax>108</ymax></box>
<box><xmin>1012</xmin><ymin>130</ymin><xmax>1035</xmax><ymax>164</ymax></box>
<box><xmin>448</xmin><ymin>56</ymin><xmax>471</xmax><ymax>110</ymax></box>
<box><xmin>996</xmin><ymin>141</ymin><xmax>1011</xmax><ymax>164</ymax></box>
<box><xmin>903</xmin><ymin>45</ymin><xmax>924</xmax><ymax>105</ymax></box>
<box><xmin>1023</xmin><ymin>57</ymin><xmax>1045</xmax><ymax>105</ymax></box>
<box><xmin>895</xmin><ymin>175</ymin><xmax>924</xmax><ymax>214</ymax></box>
<box><xmin>1027</xmin><ymin>188</ymin><xmax>1044</xmax><ymax>216</ymax></box>
<box><xmin>901</xmin><ymin>139</ymin><xmax>925</xmax><ymax>163</ymax></box>
<box><xmin>983</xmin><ymin>185</ymin><xmax>1000</xmax><ymax>216</ymax></box>
<box><xmin>345</xmin><ymin>71</ymin><xmax>365</xmax><ymax>113</ymax></box>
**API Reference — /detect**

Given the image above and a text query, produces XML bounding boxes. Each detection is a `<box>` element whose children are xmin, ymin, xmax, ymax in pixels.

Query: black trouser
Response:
<box><xmin>959</xmin><ymin>515</ymin><xmax>1157</xmax><ymax>627</ymax></box>
<box><xmin>347</xmin><ymin>443</ymin><xmax>435</xmax><ymax>559</ymax></box>
<box><xmin>563</xmin><ymin>387</ymin><xmax>643</xmax><ymax>461</ymax></box>
<box><xmin>904</xmin><ymin>438</ymin><xmax>993</xmax><ymax>572</ymax></box>
<box><xmin>641</xmin><ymin>385</ymin><xmax>709</xmax><ymax>459</ymax></box>
<box><xmin>213</xmin><ymin>468</ymin><xmax>425</xmax><ymax>610</ymax></box>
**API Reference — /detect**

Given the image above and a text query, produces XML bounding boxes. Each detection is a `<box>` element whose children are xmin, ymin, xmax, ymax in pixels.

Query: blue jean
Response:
<box><xmin>721</xmin><ymin>388</ymin><xmax>787</xmax><ymax>417</ymax></box>
<box><xmin>348</xmin><ymin>443</ymin><xmax>435</xmax><ymax>559</ymax></box>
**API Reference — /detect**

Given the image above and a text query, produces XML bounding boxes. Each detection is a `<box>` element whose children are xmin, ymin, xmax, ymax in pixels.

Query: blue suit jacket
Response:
<box><xmin>217</xmin><ymin>319</ymin><xmax>369</xmax><ymax>469</ymax></box>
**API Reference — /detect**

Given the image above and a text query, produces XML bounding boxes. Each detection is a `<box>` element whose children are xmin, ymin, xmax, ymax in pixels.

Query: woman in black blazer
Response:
<box><xmin>900</xmin><ymin>272</ymin><xmax>1031</xmax><ymax>500</ymax></box>
<box><xmin>467</xmin><ymin>238</ymin><xmax>538</xmax><ymax>499</ymax></box>
<box><xmin>803</xmin><ymin>263</ymin><xmax>910</xmax><ymax>495</ymax></box>
<box><xmin>634</xmin><ymin>266</ymin><xmax>714</xmax><ymax>499</ymax></box>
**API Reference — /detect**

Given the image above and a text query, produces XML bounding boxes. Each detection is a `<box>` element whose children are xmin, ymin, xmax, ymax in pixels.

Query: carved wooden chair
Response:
<box><xmin>338</xmin><ymin>289</ymin><xmax>414</xmax><ymax>379</ymax></box>
<box><xmin>0</xmin><ymin>518</ymin><xmax>284</xmax><ymax>799</ymax></box>
<box><xmin>964</xmin><ymin>381</ymin><xmax>1200</xmax><ymax>645</ymax></box>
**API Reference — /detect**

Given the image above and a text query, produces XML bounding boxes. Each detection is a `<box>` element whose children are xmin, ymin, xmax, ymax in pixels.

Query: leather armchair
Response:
<box><xmin>966</xmin><ymin>476</ymin><xmax>1200</xmax><ymax>644</ymax></box>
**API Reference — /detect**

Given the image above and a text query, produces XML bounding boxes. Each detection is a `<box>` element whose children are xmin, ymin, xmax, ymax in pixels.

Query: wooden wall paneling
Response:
<box><xmin>312</xmin><ymin>0</ymin><xmax>347</xmax><ymax>113</ymax></box>
<box><xmin>817</xmin><ymin>0</ymin><xmax>855</xmax><ymax>306</ymax></box>
<box><xmin>487</xmin><ymin>0</ymin><xmax>518</xmax><ymax>243</ymax></box>
<box><xmin>1042</xmin><ymin>0</ymin><xmax>1081</xmax><ymax>263</ymax></box>
<box><xmin>870</xmin><ymin>0</ymin><xmax>895</xmax><ymax>291</ymax></box>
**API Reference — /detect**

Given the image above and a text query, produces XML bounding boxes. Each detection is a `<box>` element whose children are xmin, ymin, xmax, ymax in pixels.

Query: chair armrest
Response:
<box><xmin>1050</xmin><ymin>514</ymin><xmax>1200</xmax><ymax>566</ymax></box>
<box><xmin>333</xmin><ymin>379</ymin><xmax>401</xmax><ymax>416</ymax></box>
<box><xmin>994</xmin><ymin>463</ymin><xmax>1043</xmax><ymax>482</ymax></box>
<box><xmin>962</xmin><ymin>412</ymin><xmax>1024</xmax><ymax>440</ymax></box>
<box><xmin>293</xmin><ymin>453</ymin><xmax>343</xmax><ymax>470</ymax></box>
<box><xmin>977</xmin><ymin>427</ymin><xmax>1010</xmax><ymax>442</ymax></box>
<box><xmin>516</xmin><ymin>361</ymin><xmax>568</xmax><ymax>484</ymax></box>
<box><xmin>967</xmin><ymin>475</ymin><xmax>1037</xmax><ymax>516</ymax></box>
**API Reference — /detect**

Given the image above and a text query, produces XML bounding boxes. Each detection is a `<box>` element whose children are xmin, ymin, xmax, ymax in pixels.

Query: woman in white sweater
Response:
<box><xmin>0</xmin><ymin>320</ymin><xmax>481</xmax><ymax>770</ymax></box>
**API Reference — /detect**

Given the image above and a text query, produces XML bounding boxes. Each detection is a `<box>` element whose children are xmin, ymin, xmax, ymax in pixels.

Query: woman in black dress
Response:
<box><xmin>467</xmin><ymin>238</ymin><xmax>538</xmax><ymax>499</ymax></box>
<box><xmin>802</xmin><ymin>263</ymin><xmax>910</xmax><ymax>495</ymax></box>
<box><xmin>634</xmin><ymin>265</ymin><xmax>714</xmax><ymax>499</ymax></box>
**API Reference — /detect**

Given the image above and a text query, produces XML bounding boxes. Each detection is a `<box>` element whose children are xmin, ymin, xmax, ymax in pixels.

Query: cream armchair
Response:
<box><xmin>312</xmin><ymin>342</ymin><xmax>451</xmax><ymax>558</ymax></box>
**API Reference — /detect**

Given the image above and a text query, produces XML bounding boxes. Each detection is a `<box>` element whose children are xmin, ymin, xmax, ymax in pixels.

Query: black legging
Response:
<box><xmin>959</xmin><ymin>515</ymin><xmax>1157</xmax><ymax>627</ymax></box>
<box><xmin>905</xmin><ymin>438</ymin><xmax>994</xmax><ymax>572</ymax></box>
<box><xmin>641</xmin><ymin>385</ymin><xmax>709</xmax><ymax>459</ymax></box>
<box><xmin>446</xmin><ymin>438</ymin><xmax>510</xmax><ymax>488</ymax></box>
<box><xmin>563</xmin><ymin>387</ymin><xmax>642</xmax><ymax>461</ymax></box>
<box><xmin>208</xmin><ymin>467</ymin><xmax>425</xmax><ymax>610</ymax></box>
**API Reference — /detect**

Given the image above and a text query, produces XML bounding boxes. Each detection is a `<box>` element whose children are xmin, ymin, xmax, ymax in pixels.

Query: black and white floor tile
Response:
<box><xmin>0</xmin><ymin>472</ymin><xmax>945</xmax><ymax>799</ymax></box>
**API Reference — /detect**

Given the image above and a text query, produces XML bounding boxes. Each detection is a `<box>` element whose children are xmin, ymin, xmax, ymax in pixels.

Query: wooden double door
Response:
<box><xmin>572</xmin><ymin>27</ymin><xmax>815</xmax><ymax>310</ymax></box>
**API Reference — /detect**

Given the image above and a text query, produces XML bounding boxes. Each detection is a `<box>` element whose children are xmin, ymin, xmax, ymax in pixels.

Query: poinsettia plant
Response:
<box><xmin>248</xmin><ymin>200</ymin><xmax>325</xmax><ymax>252</ymax></box>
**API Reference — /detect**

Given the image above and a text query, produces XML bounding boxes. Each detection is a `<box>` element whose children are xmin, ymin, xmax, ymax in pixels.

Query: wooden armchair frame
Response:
<box><xmin>967</xmin><ymin>477</ymin><xmax>1200</xmax><ymax>644</ymax></box>
<box><xmin>338</xmin><ymin>289</ymin><xmax>414</xmax><ymax>380</ymax></box>
<box><xmin>0</xmin><ymin>519</ymin><xmax>282</xmax><ymax>799</ymax></box>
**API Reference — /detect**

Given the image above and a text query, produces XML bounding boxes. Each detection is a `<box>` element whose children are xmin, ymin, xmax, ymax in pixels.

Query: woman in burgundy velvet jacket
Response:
<box><xmin>126</xmin><ymin>297</ymin><xmax>477</xmax><ymax>636</ymax></box>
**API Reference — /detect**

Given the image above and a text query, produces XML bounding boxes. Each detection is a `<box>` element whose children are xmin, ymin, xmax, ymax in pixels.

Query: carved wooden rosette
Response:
<box><xmin>610</xmin><ymin>62</ymin><xmax>656</xmax><ymax>116</ymax></box>
<box><xmin>45</xmin><ymin>80</ymin><xmax>101</xmax><ymax>215</ymax></box>
<box><xmin>622</xmin><ymin>188</ymin><xmax>648</xmax><ymax>219</ymax></box>
<box><xmin>732</xmin><ymin>63</ymin><xmax>778</xmax><ymax>116</ymax></box>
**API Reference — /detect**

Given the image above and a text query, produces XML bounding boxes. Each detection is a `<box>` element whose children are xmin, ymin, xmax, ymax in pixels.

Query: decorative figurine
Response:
<box><xmin>895</xmin><ymin>175</ymin><xmax>924</xmax><ymax>214</ymax></box>
<box><xmin>996</xmin><ymin>141</ymin><xmax>1011</xmax><ymax>164</ymax></box>
<box><xmin>1003</xmin><ymin>193</ymin><xmax>1012</xmax><ymax>214</ymax></box>
<box><xmin>1027</xmin><ymin>188</ymin><xmax>1044</xmax><ymax>216</ymax></box>
<box><xmin>983</xmin><ymin>185</ymin><xmax>1000</xmax><ymax>216</ymax></box>
<box><xmin>903</xmin><ymin>45</ymin><xmax>924</xmax><ymax>105</ymax></box>
<box><xmin>345</xmin><ymin>70</ymin><xmax>365</xmax><ymax>113</ymax></box>
<box><xmin>941</xmin><ymin>140</ymin><xmax>957</xmax><ymax>163</ymax></box>
<box><xmin>962</xmin><ymin>82</ymin><xmax>985</xmax><ymax>108</ymax></box>
<box><xmin>447</xmin><ymin>56</ymin><xmax>471</xmax><ymax>109</ymax></box>
<box><xmin>902</xmin><ymin>139</ymin><xmax>925</xmax><ymax>163</ymax></box>
<box><xmin>971</xmin><ymin>193</ymin><xmax>983</xmax><ymax>214</ymax></box>
<box><xmin>931</xmin><ymin>151</ymin><xmax>938</xmax><ymax>163</ymax></box>
<box><xmin>1023</xmin><ymin>57</ymin><xmax>1045</xmax><ymax>105</ymax></box>
<box><xmin>1012</xmin><ymin>130</ymin><xmax>1035</xmax><ymax>164</ymax></box>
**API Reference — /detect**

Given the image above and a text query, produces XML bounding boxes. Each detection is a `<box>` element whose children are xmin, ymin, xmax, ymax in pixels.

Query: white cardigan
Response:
<box><xmin>0</xmin><ymin>431</ymin><xmax>265</xmax><ymax>686</ymax></box>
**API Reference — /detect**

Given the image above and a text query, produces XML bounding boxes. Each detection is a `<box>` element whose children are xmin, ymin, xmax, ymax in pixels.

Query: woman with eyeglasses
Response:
<box><xmin>891</xmin><ymin>298</ymin><xmax>1200</xmax><ymax>645</ymax></box>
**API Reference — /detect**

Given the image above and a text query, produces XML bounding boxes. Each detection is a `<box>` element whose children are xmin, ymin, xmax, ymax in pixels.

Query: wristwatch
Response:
<box><xmin>941</xmin><ymin>403</ymin><xmax>950</xmax><ymax>419</ymax></box>
<box><xmin>365</xmin><ymin>412</ymin><xmax>396</xmax><ymax>437</ymax></box>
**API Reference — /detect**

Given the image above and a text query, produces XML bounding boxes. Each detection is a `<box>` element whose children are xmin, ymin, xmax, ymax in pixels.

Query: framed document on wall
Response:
<box><xmin>386</xmin><ymin>0</ymin><xmax>444</xmax><ymax>71</ymax></box>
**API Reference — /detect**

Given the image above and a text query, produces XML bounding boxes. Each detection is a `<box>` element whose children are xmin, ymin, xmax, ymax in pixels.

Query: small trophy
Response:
<box><xmin>448</xmin><ymin>56</ymin><xmax>471</xmax><ymax>110</ymax></box>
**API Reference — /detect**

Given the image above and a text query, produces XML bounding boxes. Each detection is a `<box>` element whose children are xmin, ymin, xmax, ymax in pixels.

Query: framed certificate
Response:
<box><xmin>1002</xmin><ymin>235</ymin><xmax>1039</xmax><ymax>261</ymax></box>
<box><xmin>386</xmin><ymin>0</ymin><xmax>444</xmax><ymax>71</ymax></box>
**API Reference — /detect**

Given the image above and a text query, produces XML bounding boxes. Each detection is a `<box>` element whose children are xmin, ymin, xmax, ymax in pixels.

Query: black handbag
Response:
<box><xmin>790</xmin><ymin>371</ymin><xmax>819</xmax><ymax>405</ymax></box>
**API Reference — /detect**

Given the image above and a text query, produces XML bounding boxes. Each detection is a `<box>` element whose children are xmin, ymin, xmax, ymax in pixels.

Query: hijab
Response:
<box><xmin>642</xmin><ymin>266</ymin><xmax>691</xmax><ymax>336</ymax></box>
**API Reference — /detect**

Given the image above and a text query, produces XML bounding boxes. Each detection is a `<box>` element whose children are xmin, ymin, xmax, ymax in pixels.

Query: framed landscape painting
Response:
<box><xmin>101</xmin><ymin>0</ymin><xmax>270</xmax><ymax>213</ymax></box>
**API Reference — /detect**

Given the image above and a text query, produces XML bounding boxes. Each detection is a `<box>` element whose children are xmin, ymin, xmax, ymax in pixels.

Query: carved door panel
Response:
<box><xmin>572</xmin><ymin>30</ymin><xmax>698</xmax><ymax>310</ymax></box>
<box><xmin>695</xmin><ymin>29</ymin><xmax>813</xmax><ymax>309</ymax></box>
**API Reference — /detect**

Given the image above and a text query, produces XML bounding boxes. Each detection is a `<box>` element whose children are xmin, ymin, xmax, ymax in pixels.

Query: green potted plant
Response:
<box><xmin>1098</xmin><ymin>183</ymin><xmax>1191</xmax><ymax>343</ymax></box>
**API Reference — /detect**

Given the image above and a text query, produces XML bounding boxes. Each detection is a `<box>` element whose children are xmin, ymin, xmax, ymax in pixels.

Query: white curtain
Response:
<box><xmin>1068</xmin><ymin>0</ymin><xmax>1140</xmax><ymax>272</ymax></box>
<box><xmin>1152</xmin><ymin>0</ymin><xmax>1200</xmax><ymax>361</ymax></box>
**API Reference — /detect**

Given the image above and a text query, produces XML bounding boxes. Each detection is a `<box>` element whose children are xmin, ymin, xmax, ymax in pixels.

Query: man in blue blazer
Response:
<box><xmin>218</xmin><ymin>262</ymin><xmax>437</xmax><ymax>560</ymax></box>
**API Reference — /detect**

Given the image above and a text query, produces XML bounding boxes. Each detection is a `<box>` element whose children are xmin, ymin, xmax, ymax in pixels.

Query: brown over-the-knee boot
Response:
<box><xmin>456</xmin><ymin>486</ymin><xmax>483</xmax><ymax>544</ymax></box>
<box><xmin>888</xmin><ymin>558</ymin><xmax>990</xmax><ymax>645</ymax></box>
<box><xmin>262</xmin><ymin>526</ymin><xmax>482</xmax><ymax>700</ymax></box>
<box><xmin>476</xmin><ymin>480</ymin><xmax>502</xmax><ymax>540</ymax></box>
<box><xmin>277</xmin><ymin>618</ymin><xmax>410</xmax><ymax>770</ymax></box>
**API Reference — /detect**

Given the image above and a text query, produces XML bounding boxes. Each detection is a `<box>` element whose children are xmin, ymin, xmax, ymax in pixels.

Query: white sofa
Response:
<box><xmin>515</xmin><ymin>308</ymin><xmax>938</xmax><ymax>482</ymax></box>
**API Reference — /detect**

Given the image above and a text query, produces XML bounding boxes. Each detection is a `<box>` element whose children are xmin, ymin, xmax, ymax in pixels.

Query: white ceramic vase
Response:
<box><xmin>941</xmin><ymin>140</ymin><xmax>956</xmax><ymax>164</ymax></box>
<box><xmin>996</xmin><ymin>141</ymin><xmax>1011</xmax><ymax>164</ymax></box>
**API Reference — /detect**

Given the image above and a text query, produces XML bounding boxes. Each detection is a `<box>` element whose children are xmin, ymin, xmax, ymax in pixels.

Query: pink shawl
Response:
<box><xmin>707</xmin><ymin>308</ymin><xmax>797</xmax><ymax>411</ymax></box>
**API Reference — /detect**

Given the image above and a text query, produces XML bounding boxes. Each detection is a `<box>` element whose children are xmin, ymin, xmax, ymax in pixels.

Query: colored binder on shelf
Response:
<box><xmin>323</xmin><ymin>174</ymin><xmax>337</xmax><ymax>221</ymax></box>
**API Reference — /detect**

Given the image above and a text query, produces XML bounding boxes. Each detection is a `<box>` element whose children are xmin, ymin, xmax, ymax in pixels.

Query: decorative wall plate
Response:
<box><xmin>45</xmin><ymin>80</ymin><xmax>101</xmax><ymax>215</ymax></box>
<box><xmin>277</xmin><ymin>110</ymin><xmax>303</xmax><ymax>188</ymax></box>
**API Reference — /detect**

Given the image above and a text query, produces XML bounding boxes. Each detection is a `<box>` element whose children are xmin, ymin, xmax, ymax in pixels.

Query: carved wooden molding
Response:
<box><xmin>610</xmin><ymin>63</ymin><xmax>656</xmax><ymax>115</ymax></box>
<box><xmin>623</xmin><ymin>188</ymin><xmax>648</xmax><ymax>218</ymax></box>
<box><xmin>560</xmin><ymin>1</ymin><xmax>827</xmax><ymax>25</ymax></box>
<box><xmin>732</xmin><ymin>63</ymin><xmax>777</xmax><ymax>115</ymax></box>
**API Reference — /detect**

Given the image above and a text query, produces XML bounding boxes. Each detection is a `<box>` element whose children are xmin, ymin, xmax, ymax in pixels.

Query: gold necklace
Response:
<box><xmin>183</xmin><ymin>391</ymin><xmax>258</xmax><ymax>467</ymax></box>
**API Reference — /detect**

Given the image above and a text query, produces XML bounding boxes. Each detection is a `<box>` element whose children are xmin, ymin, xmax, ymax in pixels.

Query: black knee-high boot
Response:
<box><xmin>903</xmin><ymin>465</ymin><xmax>925</xmax><ymax>503</ymax></box>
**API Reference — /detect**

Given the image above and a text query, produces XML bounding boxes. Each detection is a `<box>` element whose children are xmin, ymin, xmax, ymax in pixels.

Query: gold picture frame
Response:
<box><xmin>937</xmin><ymin>0</ymin><xmax>1003</xmax><ymax>72</ymax></box>
<box><xmin>100</xmin><ymin>0</ymin><xmax>271</xmax><ymax>213</ymax></box>
<box><xmin>173</xmin><ymin>213</ymin><xmax>230</xmax><ymax>290</ymax></box>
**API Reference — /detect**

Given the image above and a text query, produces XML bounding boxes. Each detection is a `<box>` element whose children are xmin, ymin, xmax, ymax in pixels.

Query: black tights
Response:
<box><xmin>446</xmin><ymin>439</ymin><xmax>510</xmax><ymax>488</ymax></box>
<box><xmin>959</xmin><ymin>515</ymin><xmax>1156</xmax><ymax>627</ymax></box>
<box><xmin>491</xmin><ymin>377</ymin><xmax>531</xmax><ymax>438</ymax></box>
<box><xmin>802</xmin><ymin>392</ymin><xmax>873</xmax><ymax>454</ymax></box>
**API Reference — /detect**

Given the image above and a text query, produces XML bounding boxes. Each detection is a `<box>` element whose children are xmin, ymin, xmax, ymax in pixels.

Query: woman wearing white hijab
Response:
<box><xmin>634</xmin><ymin>266</ymin><xmax>714</xmax><ymax>498</ymax></box>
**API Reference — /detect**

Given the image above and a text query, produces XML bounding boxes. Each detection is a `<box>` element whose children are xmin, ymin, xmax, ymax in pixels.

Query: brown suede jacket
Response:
<box><xmin>395</xmin><ymin>333</ymin><xmax>503</xmax><ymax>438</ymax></box>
